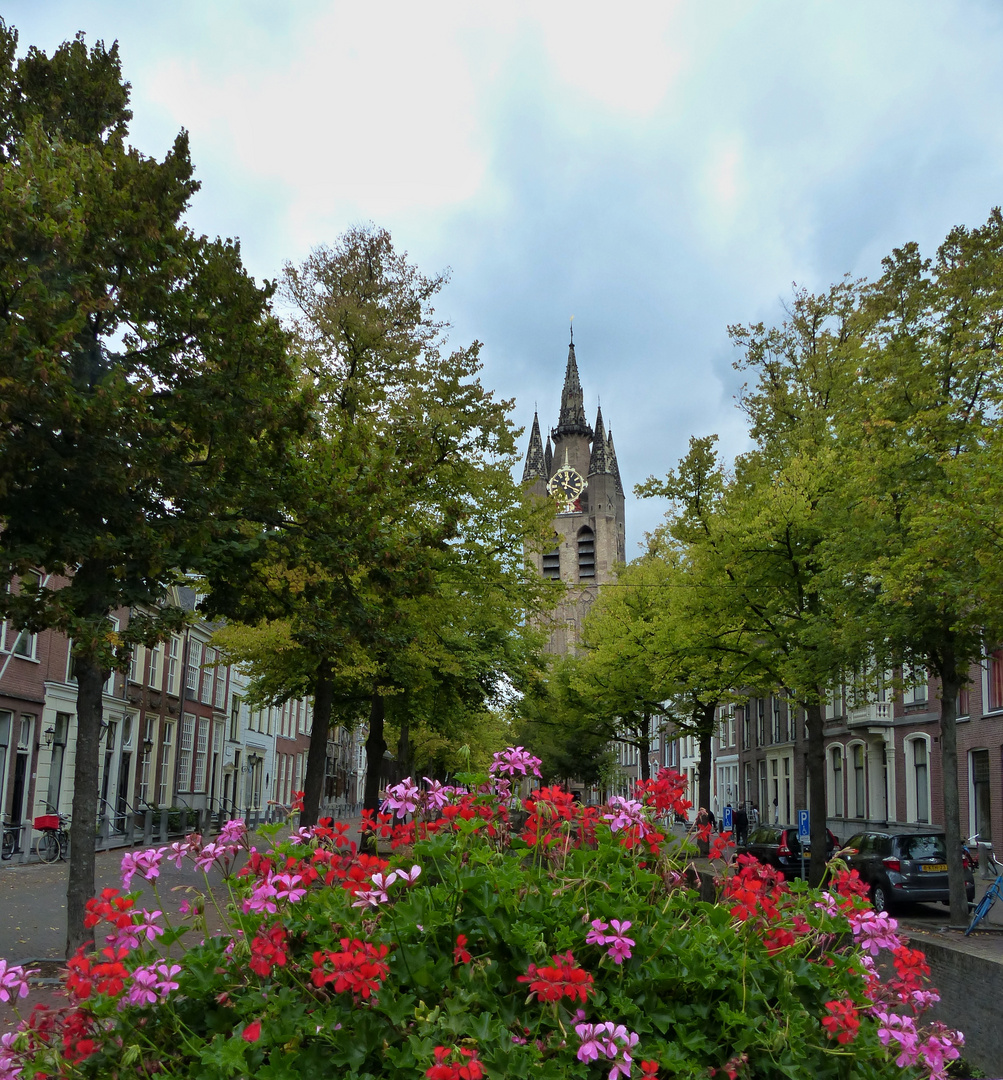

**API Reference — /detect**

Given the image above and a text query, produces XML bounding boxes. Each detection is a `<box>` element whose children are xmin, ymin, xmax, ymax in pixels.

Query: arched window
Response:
<box><xmin>848</xmin><ymin>741</ymin><xmax>866</xmax><ymax>819</ymax></box>
<box><xmin>905</xmin><ymin>735</ymin><xmax>931</xmax><ymax>824</ymax></box>
<box><xmin>577</xmin><ymin>527</ymin><xmax>595</xmax><ymax>580</ymax></box>
<box><xmin>828</xmin><ymin>744</ymin><xmax>844</xmax><ymax>817</ymax></box>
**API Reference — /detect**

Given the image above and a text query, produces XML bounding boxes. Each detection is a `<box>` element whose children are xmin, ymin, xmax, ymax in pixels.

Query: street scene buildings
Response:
<box><xmin>0</xmin><ymin>596</ymin><xmax>366</xmax><ymax>857</ymax></box>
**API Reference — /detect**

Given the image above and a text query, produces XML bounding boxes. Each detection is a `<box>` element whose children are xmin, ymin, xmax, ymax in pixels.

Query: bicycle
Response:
<box><xmin>1</xmin><ymin>820</ymin><xmax>17</xmax><ymax>860</ymax></box>
<box><xmin>964</xmin><ymin>833</ymin><xmax>1000</xmax><ymax>876</ymax></box>
<box><xmin>966</xmin><ymin>872</ymin><xmax>1003</xmax><ymax>935</ymax></box>
<box><xmin>34</xmin><ymin>810</ymin><xmax>69</xmax><ymax>864</ymax></box>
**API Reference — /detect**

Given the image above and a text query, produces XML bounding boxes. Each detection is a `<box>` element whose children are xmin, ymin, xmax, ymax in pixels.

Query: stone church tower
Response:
<box><xmin>522</xmin><ymin>332</ymin><xmax>626</xmax><ymax>654</ymax></box>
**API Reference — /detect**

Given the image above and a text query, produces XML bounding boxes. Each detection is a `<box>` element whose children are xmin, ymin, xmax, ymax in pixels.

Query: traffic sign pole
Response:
<box><xmin>798</xmin><ymin>810</ymin><xmax>810</xmax><ymax>880</ymax></box>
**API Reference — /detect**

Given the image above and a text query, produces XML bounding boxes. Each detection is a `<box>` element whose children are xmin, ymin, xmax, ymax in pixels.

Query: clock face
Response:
<box><xmin>548</xmin><ymin>463</ymin><xmax>586</xmax><ymax>509</ymax></box>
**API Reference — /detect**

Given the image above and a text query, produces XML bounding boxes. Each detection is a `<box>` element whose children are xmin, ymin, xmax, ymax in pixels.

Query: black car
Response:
<box><xmin>737</xmin><ymin>824</ymin><xmax>839</xmax><ymax>878</ymax></box>
<box><xmin>836</xmin><ymin>830</ymin><xmax>975</xmax><ymax>913</ymax></box>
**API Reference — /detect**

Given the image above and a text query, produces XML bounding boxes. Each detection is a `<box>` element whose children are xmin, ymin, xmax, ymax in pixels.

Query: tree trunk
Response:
<box><xmin>363</xmin><ymin>691</ymin><xmax>386</xmax><ymax>816</ymax></box>
<box><xmin>397</xmin><ymin>710</ymin><xmax>412</xmax><ymax>779</ymax></box>
<box><xmin>697</xmin><ymin>703</ymin><xmax>715</xmax><ymax>815</ymax></box>
<box><xmin>804</xmin><ymin>698</ymin><xmax>827</xmax><ymax>886</ymax></box>
<box><xmin>362</xmin><ymin>691</ymin><xmax>386</xmax><ymax>855</ymax></box>
<box><xmin>66</xmin><ymin>653</ymin><xmax>106</xmax><ymax>958</ymax></box>
<box><xmin>939</xmin><ymin>651</ymin><xmax>967</xmax><ymax>925</ymax></box>
<box><xmin>639</xmin><ymin>711</ymin><xmax>651</xmax><ymax>783</ymax></box>
<box><xmin>300</xmin><ymin>670</ymin><xmax>333</xmax><ymax>828</ymax></box>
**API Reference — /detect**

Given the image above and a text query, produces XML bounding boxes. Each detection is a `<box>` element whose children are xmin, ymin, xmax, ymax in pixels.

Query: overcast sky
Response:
<box><xmin>9</xmin><ymin>2</ymin><xmax>1003</xmax><ymax>554</ymax></box>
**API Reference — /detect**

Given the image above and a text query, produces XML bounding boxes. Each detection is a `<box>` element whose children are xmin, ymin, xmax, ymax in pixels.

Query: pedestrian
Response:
<box><xmin>707</xmin><ymin>807</ymin><xmax>716</xmax><ymax>830</ymax></box>
<box><xmin>734</xmin><ymin>804</ymin><xmax>749</xmax><ymax>846</ymax></box>
<box><xmin>750</xmin><ymin>803</ymin><xmax>759</xmax><ymax>827</ymax></box>
<box><xmin>773</xmin><ymin>797</ymin><xmax>779</xmax><ymax>824</ymax></box>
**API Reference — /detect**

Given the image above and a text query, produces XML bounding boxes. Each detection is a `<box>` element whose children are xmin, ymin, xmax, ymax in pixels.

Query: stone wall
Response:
<box><xmin>910</xmin><ymin>935</ymin><xmax>1003</xmax><ymax>1075</ymax></box>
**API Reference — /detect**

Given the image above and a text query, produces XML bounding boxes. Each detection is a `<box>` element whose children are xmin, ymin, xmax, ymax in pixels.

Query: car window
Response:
<box><xmin>898</xmin><ymin>834</ymin><xmax>946</xmax><ymax>861</ymax></box>
<box><xmin>842</xmin><ymin>833</ymin><xmax>864</xmax><ymax>852</ymax></box>
<box><xmin>749</xmin><ymin>827</ymin><xmax>774</xmax><ymax>844</ymax></box>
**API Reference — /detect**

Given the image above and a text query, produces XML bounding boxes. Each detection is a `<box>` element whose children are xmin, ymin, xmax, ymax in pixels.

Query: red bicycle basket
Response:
<box><xmin>34</xmin><ymin>815</ymin><xmax>59</xmax><ymax>830</ymax></box>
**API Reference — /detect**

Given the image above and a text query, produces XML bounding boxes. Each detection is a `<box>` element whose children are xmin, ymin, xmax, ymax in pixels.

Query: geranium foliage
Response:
<box><xmin>1</xmin><ymin>752</ymin><xmax>960</xmax><ymax>1079</ymax></box>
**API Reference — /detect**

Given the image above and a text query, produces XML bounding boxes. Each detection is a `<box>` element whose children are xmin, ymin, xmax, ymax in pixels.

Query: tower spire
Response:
<box><xmin>521</xmin><ymin>411</ymin><xmax>546</xmax><ymax>482</ymax></box>
<box><xmin>588</xmin><ymin>404</ymin><xmax>610</xmax><ymax>476</ymax></box>
<box><xmin>552</xmin><ymin>332</ymin><xmax>593</xmax><ymax>441</ymax></box>
<box><xmin>607</xmin><ymin>428</ymin><xmax>623</xmax><ymax>494</ymax></box>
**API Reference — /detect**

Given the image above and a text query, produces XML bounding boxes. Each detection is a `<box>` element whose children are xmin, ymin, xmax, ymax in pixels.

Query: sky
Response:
<box><xmin>9</xmin><ymin>2</ymin><xmax>1003</xmax><ymax>555</ymax></box>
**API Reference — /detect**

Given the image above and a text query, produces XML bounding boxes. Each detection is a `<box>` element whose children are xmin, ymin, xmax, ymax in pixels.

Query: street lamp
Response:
<box><xmin>43</xmin><ymin>726</ymin><xmax>55</xmax><ymax>749</ymax></box>
<box><xmin>143</xmin><ymin>737</ymin><xmax>154</xmax><ymax>753</ymax></box>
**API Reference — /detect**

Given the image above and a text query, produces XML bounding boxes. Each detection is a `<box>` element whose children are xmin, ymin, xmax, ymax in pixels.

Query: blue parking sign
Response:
<box><xmin>797</xmin><ymin>809</ymin><xmax>810</xmax><ymax>841</ymax></box>
<box><xmin>722</xmin><ymin>806</ymin><xmax>733</xmax><ymax>831</ymax></box>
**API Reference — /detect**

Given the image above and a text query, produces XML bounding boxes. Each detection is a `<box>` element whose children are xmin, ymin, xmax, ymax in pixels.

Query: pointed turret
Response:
<box><xmin>545</xmin><ymin>436</ymin><xmax>554</xmax><ymax>478</ymax></box>
<box><xmin>552</xmin><ymin>335</ymin><xmax>593</xmax><ymax>441</ymax></box>
<box><xmin>522</xmin><ymin>412</ymin><xmax>547</xmax><ymax>482</ymax></box>
<box><xmin>607</xmin><ymin>429</ymin><xmax>623</xmax><ymax>494</ymax></box>
<box><xmin>588</xmin><ymin>405</ymin><xmax>610</xmax><ymax>476</ymax></box>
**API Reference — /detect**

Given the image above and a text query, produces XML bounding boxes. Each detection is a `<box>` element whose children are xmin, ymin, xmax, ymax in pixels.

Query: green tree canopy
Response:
<box><xmin>205</xmin><ymin>227</ymin><xmax>554</xmax><ymax>825</ymax></box>
<box><xmin>0</xmin><ymin>23</ymin><xmax>302</xmax><ymax>953</ymax></box>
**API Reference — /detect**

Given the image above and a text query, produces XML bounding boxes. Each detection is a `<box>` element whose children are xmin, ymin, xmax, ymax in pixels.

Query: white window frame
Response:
<box><xmin>193</xmin><ymin>717</ymin><xmax>210</xmax><ymax>792</ymax></box>
<box><xmin>186</xmin><ymin>641</ymin><xmax>202</xmax><ymax>696</ymax></box>
<box><xmin>167</xmin><ymin>635</ymin><xmax>181</xmax><ymax>696</ymax></box>
<box><xmin>148</xmin><ymin>642</ymin><xmax>162</xmax><ymax>690</ymax></box>
<box><xmin>848</xmin><ymin>740</ymin><xmax>867</xmax><ymax>819</ymax></box>
<box><xmin>828</xmin><ymin>743</ymin><xmax>845</xmax><ymax>817</ymax></box>
<box><xmin>177</xmin><ymin>715</ymin><xmax>195</xmax><ymax>793</ymax></box>
<box><xmin>904</xmin><ymin>734</ymin><xmax>931</xmax><ymax>824</ymax></box>
<box><xmin>158</xmin><ymin>721</ymin><xmax>174</xmax><ymax>806</ymax></box>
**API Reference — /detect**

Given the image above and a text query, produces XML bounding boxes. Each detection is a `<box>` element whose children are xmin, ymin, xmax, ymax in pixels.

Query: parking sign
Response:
<box><xmin>797</xmin><ymin>809</ymin><xmax>810</xmax><ymax>841</ymax></box>
<box><xmin>722</xmin><ymin>806</ymin><xmax>733</xmax><ymax>831</ymax></box>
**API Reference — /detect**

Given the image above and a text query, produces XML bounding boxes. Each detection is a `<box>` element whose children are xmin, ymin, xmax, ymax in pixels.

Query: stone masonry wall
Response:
<box><xmin>911</xmin><ymin>935</ymin><xmax>1003</xmax><ymax>1075</ymax></box>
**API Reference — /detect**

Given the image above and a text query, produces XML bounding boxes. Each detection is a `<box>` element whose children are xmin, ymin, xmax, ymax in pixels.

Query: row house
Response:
<box><xmin>0</xmin><ymin>583</ymin><xmax>366</xmax><ymax>852</ymax></box>
<box><xmin>679</xmin><ymin>651</ymin><xmax>1003</xmax><ymax>845</ymax></box>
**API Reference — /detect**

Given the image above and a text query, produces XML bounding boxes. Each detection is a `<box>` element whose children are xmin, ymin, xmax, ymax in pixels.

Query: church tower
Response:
<box><xmin>523</xmin><ymin>332</ymin><xmax>626</xmax><ymax>654</ymax></box>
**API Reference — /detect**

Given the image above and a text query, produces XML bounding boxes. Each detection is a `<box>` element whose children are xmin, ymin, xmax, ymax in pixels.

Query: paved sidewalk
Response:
<box><xmin>0</xmin><ymin>817</ymin><xmax>370</xmax><ymax>1030</ymax></box>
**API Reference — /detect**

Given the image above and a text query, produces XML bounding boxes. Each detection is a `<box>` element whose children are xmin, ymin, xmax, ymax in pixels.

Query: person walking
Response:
<box><xmin>734</xmin><ymin>804</ymin><xmax>749</xmax><ymax>846</ymax></box>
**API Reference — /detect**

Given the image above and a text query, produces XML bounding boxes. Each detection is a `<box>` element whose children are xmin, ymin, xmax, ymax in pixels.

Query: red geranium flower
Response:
<box><xmin>453</xmin><ymin>934</ymin><xmax>472</xmax><ymax>965</ymax></box>
<box><xmin>517</xmin><ymin>951</ymin><xmax>593</xmax><ymax>1003</ymax></box>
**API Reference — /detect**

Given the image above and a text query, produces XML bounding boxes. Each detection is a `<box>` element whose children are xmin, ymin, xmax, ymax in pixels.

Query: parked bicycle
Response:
<box><xmin>34</xmin><ymin>808</ymin><xmax>69</xmax><ymax>864</ymax></box>
<box><xmin>964</xmin><ymin>833</ymin><xmax>1000</xmax><ymax>876</ymax></box>
<box><xmin>1</xmin><ymin>820</ymin><xmax>17</xmax><ymax>860</ymax></box>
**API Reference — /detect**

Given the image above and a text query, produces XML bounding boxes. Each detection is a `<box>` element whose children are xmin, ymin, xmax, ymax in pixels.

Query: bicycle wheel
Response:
<box><xmin>57</xmin><ymin>830</ymin><xmax>69</xmax><ymax>860</ymax></box>
<box><xmin>37</xmin><ymin>830</ymin><xmax>60</xmax><ymax>864</ymax></box>
<box><xmin>1</xmin><ymin>828</ymin><xmax>15</xmax><ymax>860</ymax></box>
<box><xmin>966</xmin><ymin>890</ymin><xmax>995</xmax><ymax>935</ymax></box>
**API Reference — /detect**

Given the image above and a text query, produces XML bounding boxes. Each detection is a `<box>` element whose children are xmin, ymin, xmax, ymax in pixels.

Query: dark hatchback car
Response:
<box><xmin>836</xmin><ymin>831</ymin><xmax>975</xmax><ymax>913</ymax></box>
<box><xmin>737</xmin><ymin>824</ymin><xmax>839</xmax><ymax>879</ymax></box>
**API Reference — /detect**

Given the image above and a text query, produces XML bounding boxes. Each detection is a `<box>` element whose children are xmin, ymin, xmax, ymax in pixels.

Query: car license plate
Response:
<box><xmin>921</xmin><ymin>863</ymin><xmax>947</xmax><ymax>872</ymax></box>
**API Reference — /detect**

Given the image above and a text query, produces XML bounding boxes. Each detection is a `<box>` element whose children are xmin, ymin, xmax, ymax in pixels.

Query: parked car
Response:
<box><xmin>835</xmin><ymin>831</ymin><xmax>975</xmax><ymax>913</ymax></box>
<box><xmin>736</xmin><ymin>824</ymin><xmax>839</xmax><ymax>878</ymax></box>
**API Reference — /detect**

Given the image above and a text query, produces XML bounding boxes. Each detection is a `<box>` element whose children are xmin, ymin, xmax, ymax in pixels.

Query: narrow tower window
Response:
<box><xmin>577</xmin><ymin>527</ymin><xmax>595</xmax><ymax>580</ymax></box>
<box><xmin>542</xmin><ymin>547</ymin><xmax>561</xmax><ymax>580</ymax></box>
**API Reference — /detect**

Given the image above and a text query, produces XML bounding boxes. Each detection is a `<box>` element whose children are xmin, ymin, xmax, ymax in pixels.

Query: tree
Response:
<box><xmin>573</xmin><ymin>554</ymin><xmax>677</xmax><ymax>785</ymax></box>
<box><xmin>641</xmin><ymin>287</ymin><xmax>866</xmax><ymax>885</ymax></box>
<box><xmin>0</xmin><ymin>24</ymin><xmax>301</xmax><ymax>954</ymax></box>
<box><xmin>514</xmin><ymin>654</ymin><xmax>616</xmax><ymax>790</ymax></box>
<box><xmin>835</xmin><ymin>213</ymin><xmax>1003</xmax><ymax>922</ymax></box>
<box><xmin>206</xmin><ymin>227</ymin><xmax>553</xmax><ymax>827</ymax></box>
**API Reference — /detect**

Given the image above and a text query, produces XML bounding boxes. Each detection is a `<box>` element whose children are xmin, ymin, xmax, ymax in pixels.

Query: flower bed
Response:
<box><xmin>0</xmin><ymin>749</ymin><xmax>961</xmax><ymax>1078</ymax></box>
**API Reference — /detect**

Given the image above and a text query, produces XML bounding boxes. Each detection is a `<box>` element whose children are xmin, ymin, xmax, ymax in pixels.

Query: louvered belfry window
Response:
<box><xmin>542</xmin><ymin>548</ymin><xmax>561</xmax><ymax>580</ymax></box>
<box><xmin>577</xmin><ymin>527</ymin><xmax>595</xmax><ymax>580</ymax></box>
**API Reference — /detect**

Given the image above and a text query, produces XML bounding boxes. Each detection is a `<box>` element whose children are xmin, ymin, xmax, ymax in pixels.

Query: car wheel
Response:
<box><xmin>871</xmin><ymin>883</ymin><xmax>893</xmax><ymax>914</ymax></box>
